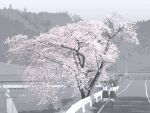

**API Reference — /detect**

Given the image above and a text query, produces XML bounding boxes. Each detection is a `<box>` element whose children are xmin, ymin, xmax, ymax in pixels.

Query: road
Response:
<box><xmin>95</xmin><ymin>80</ymin><xmax>150</xmax><ymax>113</ymax></box>
<box><xmin>88</xmin><ymin>80</ymin><xmax>150</xmax><ymax>113</ymax></box>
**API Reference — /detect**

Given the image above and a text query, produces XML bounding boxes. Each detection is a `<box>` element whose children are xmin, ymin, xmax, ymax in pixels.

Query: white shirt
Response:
<box><xmin>103</xmin><ymin>86</ymin><xmax>108</xmax><ymax>90</ymax></box>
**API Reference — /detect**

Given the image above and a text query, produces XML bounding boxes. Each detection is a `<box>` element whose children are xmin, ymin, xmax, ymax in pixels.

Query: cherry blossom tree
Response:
<box><xmin>5</xmin><ymin>13</ymin><xmax>139</xmax><ymax>104</ymax></box>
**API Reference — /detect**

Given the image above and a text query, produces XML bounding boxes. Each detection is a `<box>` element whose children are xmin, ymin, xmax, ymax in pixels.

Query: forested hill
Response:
<box><xmin>0</xmin><ymin>8</ymin><xmax>76</xmax><ymax>37</ymax></box>
<box><xmin>0</xmin><ymin>8</ymin><xmax>80</xmax><ymax>61</ymax></box>
<box><xmin>136</xmin><ymin>20</ymin><xmax>150</xmax><ymax>53</ymax></box>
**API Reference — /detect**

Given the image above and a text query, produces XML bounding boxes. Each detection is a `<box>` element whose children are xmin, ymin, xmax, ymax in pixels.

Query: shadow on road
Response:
<box><xmin>89</xmin><ymin>97</ymin><xmax>150</xmax><ymax>113</ymax></box>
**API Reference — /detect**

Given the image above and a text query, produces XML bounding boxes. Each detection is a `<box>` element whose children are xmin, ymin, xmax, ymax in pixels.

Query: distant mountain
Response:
<box><xmin>0</xmin><ymin>8</ymin><xmax>81</xmax><ymax>61</ymax></box>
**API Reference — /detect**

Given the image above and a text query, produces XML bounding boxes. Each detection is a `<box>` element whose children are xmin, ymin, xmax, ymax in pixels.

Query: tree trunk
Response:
<box><xmin>79</xmin><ymin>88</ymin><xmax>86</xmax><ymax>99</ymax></box>
<box><xmin>86</xmin><ymin>60</ymin><xmax>105</xmax><ymax>96</ymax></box>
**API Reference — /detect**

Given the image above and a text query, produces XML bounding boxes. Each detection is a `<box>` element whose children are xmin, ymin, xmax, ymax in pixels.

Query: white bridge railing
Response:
<box><xmin>66</xmin><ymin>86</ymin><xmax>119</xmax><ymax>113</ymax></box>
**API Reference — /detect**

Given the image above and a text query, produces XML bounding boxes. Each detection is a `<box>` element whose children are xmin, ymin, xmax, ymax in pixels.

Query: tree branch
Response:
<box><xmin>61</xmin><ymin>44</ymin><xmax>85</xmax><ymax>68</ymax></box>
<box><xmin>111</xmin><ymin>27</ymin><xmax>124</xmax><ymax>39</ymax></box>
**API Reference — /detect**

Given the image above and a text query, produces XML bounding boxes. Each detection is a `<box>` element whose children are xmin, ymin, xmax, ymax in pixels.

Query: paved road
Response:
<box><xmin>95</xmin><ymin>80</ymin><xmax>150</xmax><ymax>113</ymax></box>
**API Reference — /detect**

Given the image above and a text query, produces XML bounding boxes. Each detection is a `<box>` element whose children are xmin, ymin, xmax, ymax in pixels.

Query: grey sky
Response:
<box><xmin>0</xmin><ymin>0</ymin><xmax>150</xmax><ymax>20</ymax></box>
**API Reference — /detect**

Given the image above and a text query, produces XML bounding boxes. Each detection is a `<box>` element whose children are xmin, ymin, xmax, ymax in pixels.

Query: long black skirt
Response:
<box><xmin>102</xmin><ymin>90</ymin><xmax>109</xmax><ymax>98</ymax></box>
<box><xmin>109</xmin><ymin>91</ymin><xmax>116</xmax><ymax>98</ymax></box>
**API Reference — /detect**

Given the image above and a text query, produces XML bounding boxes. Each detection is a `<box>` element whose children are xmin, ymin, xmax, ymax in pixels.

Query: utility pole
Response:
<box><xmin>125</xmin><ymin>53</ymin><xmax>129</xmax><ymax>79</ymax></box>
<box><xmin>126</xmin><ymin>53</ymin><xmax>128</xmax><ymax>75</ymax></box>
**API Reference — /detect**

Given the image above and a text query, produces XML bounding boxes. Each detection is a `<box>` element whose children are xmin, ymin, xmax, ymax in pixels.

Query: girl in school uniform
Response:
<box><xmin>109</xmin><ymin>84</ymin><xmax>116</xmax><ymax>102</ymax></box>
<box><xmin>102</xmin><ymin>83</ymin><xmax>109</xmax><ymax>101</ymax></box>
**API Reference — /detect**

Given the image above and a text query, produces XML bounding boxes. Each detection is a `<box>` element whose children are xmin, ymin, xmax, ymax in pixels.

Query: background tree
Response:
<box><xmin>71</xmin><ymin>14</ymin><xmax>82</xmax><ymax>22</ymax></box>
<box><xmin>5</xmin><ymin>13</ymin><xmax>139</xmax><ymax>104</ymax></box>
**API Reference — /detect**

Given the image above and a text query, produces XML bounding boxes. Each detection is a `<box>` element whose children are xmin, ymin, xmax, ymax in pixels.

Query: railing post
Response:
<box><xmin>82</xmin><ymin>105</ymin><xmax>85</xmax><ymax>113</ymax></box>
<box><xmin>95</xmin><ymin>96</ymin><xmax>98</xmax><ymax>102</ymax></box>
<box><xmin>100</xmin><ymin>94</ymin><xmax>102</xmax><ymax>100</ymax></box>
<box><xmin>89</xmin><ymin>99</ymin><xmax>92</xmax><ymax>107</ymax></box>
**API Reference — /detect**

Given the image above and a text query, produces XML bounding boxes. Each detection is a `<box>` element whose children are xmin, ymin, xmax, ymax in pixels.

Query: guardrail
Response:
<box><xmin>66</xmin><ymin>86</ymin><xmax>119</xmax><ymax>113</ymax></box>
<box><xmin>0</xmin><ymin>84</ymin><xmax>102</xmax><ymax>89</ymax></box>
<box><xmin>0</xmin><ymin>85</ymin><xmax>29</xmax><ymax>89</ymax></box>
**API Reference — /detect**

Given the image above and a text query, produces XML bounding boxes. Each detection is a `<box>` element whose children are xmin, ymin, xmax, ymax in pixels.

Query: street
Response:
<box><xmin>97</xmin><ymin>80</ymin><xmax>150</xmax><ymax>113</ymax></box>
